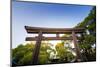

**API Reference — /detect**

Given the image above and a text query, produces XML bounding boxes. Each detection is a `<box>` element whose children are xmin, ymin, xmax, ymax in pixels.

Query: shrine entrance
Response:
<box><xmin>25</xmin><ymin>26</ymin><xmax>84</xmax><ymax>64</ymax></box>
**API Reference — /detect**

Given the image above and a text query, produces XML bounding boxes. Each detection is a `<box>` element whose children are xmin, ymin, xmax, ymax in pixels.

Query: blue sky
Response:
<box><xmin>12</xmin><ymin>1</ymin><xmax>93</xmax><ymax>48</ymax></box>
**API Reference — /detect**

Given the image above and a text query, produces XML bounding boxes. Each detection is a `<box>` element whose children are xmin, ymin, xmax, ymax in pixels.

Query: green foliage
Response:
<box><xmin>75</xmin><ymin>7</ymin><xmax>96</xmax><ymax>28</ymax></box>
<box><xmin>75</xmin><ymin>6</ymin><xmax>96</xmax><ymax>61</ymax></box>
<box><xmin>38</xmin><ymin>42</ymin><xmax>51</xmax><ymax>64</ymax></box>
<box><xmin>55</xmin><ymin>43</ymin><xmax>75</xmax><ymax>62</ymax></box>
<box><xmin>78</xmin><ymin>34</ymin><xmax>96</xmax><ymax>61</ymax></box>
<box><xmin>38</xmin><ymin>54</ymin><xmax>49</xmax><ymax>64</ymax></box>
<box><xmin>18</xmin><ymin>52</ymin><xmax>32</xmax><ymax>65</ymax></box>
<box><xmin>12</xmin><ymin>42</ymin><xmax>56</xmax><ymax>65</ymax></box>
<box><xmin>12</xmin><ymin>43</ymin><xmax>35</xmax><ymax>65</ymax></box>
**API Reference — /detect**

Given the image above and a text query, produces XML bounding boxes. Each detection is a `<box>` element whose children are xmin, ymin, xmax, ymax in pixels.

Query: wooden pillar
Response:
<box><xmin>56</xmin><ymin>34</ymin><xmax>59</xmax><ymax>37</ymax></box>
<box><xmin>32</xmin><ymin>31</ymin><xmax>42</xmax><ymax>64</ymax></box>
<box><xmin>72</xmin><ymin>31</ymin><xmax>82</xmax><ymax>61</ymax></box>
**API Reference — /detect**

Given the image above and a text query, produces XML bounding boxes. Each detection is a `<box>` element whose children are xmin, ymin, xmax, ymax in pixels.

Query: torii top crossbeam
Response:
<box><xmin>25</xmin><ymin>26</ymin><xmax>84</xmax><ymax>34</ymax></box>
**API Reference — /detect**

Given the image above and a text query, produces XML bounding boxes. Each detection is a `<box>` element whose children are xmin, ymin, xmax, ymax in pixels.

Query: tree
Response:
<box><xmin>78</xmin><ymin>34</ymin><xmax>96</xmax><ymax>61</ymax></box>
<box><xmin>75</xmin><ymin>7</ymin><xmax>96</xmax><ymax>61</ymax></box>
<box><xmin>55</xmin><ymin>42</ymin><xmax>75</xmax><ymax>62</ymax></box>
<box><xmin>12</xmin><ymin>41</ymin><xmax>56</xmax><ymax>65</ymax></box>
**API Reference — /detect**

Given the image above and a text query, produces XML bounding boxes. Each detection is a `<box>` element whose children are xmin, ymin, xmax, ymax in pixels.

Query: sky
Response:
<box><xmin>12</xmin><ymin>1</ymin><xmax>93</xmax><ymax>48</ymax></box>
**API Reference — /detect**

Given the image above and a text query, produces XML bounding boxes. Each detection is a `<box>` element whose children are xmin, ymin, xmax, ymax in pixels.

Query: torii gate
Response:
<box><xmin>25</xmin><ymin>26</ymin><xmax>84</xmax><ymax>64</ymax></box>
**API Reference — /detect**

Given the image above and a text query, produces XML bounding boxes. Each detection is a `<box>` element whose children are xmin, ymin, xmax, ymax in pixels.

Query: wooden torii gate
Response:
<box><xmin>25</xmin><ymin>26</ymin><xmax>84</xmax><ymax>64</ymax></box>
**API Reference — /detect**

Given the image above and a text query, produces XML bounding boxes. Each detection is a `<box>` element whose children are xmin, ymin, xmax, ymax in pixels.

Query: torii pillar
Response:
<box><xmin>72</xmin><ymin>31</ymin><xmax>82</xmax><ymax>61</ymax></box>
